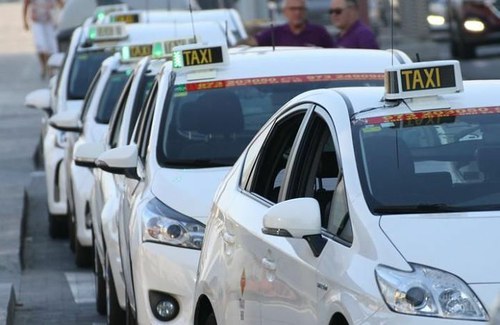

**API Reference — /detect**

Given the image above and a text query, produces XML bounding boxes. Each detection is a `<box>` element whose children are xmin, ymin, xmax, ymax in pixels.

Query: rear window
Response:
<box><xmin>157</xmin><ymin>74</ymin><xmax>383</xmax><ymax>168</ymax></box>
<box><xmin>95</xmin><ymin>71</ymin><xmax>130</xmax><ymax>124</ymax></box>
<box><xmin>67</xmin><ymin>50</ymin><xmax>112</xmax><ymax>99</ymax></box>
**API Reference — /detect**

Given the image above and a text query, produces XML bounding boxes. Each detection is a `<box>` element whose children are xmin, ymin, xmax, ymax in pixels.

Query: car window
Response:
<box><xmin>94</xmin><ymin>71</ymin><xmax>130</xmax><ymax>124</ymax></box>
<box><xmin>127</xmin><ymin>75</ymin><xmax>155</xmax><ymax>142</ymax></box>
<box><xmin>249</xmin><ymin>110</ymin><xmax>307</xmax><ymax>203</ymax></box>
<box><xmin>157</xmin><ymin>76</ymin><xmax>382</xmax><ymax>169</ymax></box>
<box><xmin>136</xmin><ymin>81</ymin><xmax>158</xmax><ymax>162</ymax></box>
<box><xmin>285</xmin><ymin>109</ymin><xmax>352</xmax><ymax>244</ymax></box>
<box><xmin>108</xmin><ymin>73</ymin><xmax>134</xmax><ymax>148</ymax></box>
<box><xmin>240</xmin><ymin>122</ymin><xmax>273</xmax><ymax>191</ymax></box>
<box><xmin>353</xmin><ymin>107</ymin><xmax>500</xmax><ymax>213</ymax></box>
<box><xmin>79</xmin><ymin>70</ymin><xmax>101</xmax><ymax>122</ymax></box>
<box><xmin>67</xmin><ymin>50</ymin><xmax>112</xmax><ymax>100</ymax></box>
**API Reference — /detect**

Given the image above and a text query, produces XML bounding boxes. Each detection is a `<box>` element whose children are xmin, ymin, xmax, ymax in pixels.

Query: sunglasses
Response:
<box><xmin>329</xmin><ymin>7</ymin><xmax>345</xmax><ymax>15</ymax></box>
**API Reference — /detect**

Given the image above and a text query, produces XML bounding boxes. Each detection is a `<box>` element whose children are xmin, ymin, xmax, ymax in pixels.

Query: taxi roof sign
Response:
<box><xmin>151</xmin><ymin>37</ymin><xmax>196</xmax><ymax>59</ymax></box>
<box><xmin>110</xmin><ymin>12</ymin><xmax>140</xmax><ymax>24</ymax></box>
<box><xmin>172</xmin><ymin>43</ymin><xmax>229</xmax><ymax>71</ymax></box>
<box><xmin>88</xmin><ymin>23</ymin><xmax>128</xmax><ymax>42</ymax></box>
<box><xmin>94</xmin><ymin>4</ymin><xmax>128</xmax><ymax>22</ymax></box>
<box><xmin>121</xmin><ymin>43</ymin><xmax>153</xmax><ymax>61</ymax></box>
<box><xmin>384</xmin><ymin>60</ymin><xmax>463</xmax><ymax>100</ymax></box>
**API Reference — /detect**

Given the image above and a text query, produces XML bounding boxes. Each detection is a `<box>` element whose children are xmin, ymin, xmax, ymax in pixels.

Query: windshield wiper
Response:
<box><xmin>373</xmin><ymin>203</ymin><xmax>468</xmax><ymax>214</ymax></box>
<box><xmin>164</xmin><ymin>159</ymin><xmax>230</xmax><ymax>168</ymax></box>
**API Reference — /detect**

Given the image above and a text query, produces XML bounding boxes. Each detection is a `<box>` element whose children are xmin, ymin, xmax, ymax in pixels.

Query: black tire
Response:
<box><xmin>75</xmin><ymin>237</ymin><xmax>93</xmax><ymax>267</ymax></box>
<box><xmin>106</xmin><ymin>256</ymin><xmax>126</xmax><ymax>324</ymax></box>
<box><xmin>125</xmin><ymin>296</ymin><xmax>137</xmax><ymax>325</ymax></box>
<box><xmin>48</xmin><ymin>213</ymin><xmax>68</xmax><ymax>238</ymax></box>
<box><xmin>95</xmin><ymin>245</ymin><xmax>106</xmax><ymax>315</ymax></box>
<box><xmin>205</xmin><ymin>312</ymin><xmax>217</xmax><ymax>325</ymax></box>
<box><xmin>68</xmin><ymin>203</ymin><xmax>75</xmax><ymax>252</ymax></box>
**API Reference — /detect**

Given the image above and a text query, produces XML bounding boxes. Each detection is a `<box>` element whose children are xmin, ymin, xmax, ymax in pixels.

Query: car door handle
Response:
<box><xmin>261</xmin><ymin>257</ymin><xmax>276</xmax><ymax>272</ymax></box>
<box><xmin>222</xmin><ymin>232</ymin><xmax>235</xmax><ymax>245</ymax></box>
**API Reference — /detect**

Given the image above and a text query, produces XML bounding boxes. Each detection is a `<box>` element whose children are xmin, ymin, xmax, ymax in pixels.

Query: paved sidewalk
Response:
<box><xmin>0</xmin><ymin>2</ymin><xmax>47</xmax><ymax>325</ymax></box>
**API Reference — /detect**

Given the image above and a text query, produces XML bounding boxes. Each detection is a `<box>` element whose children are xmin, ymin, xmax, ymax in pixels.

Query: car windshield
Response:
<box><xmin>67</xmin><ymin>50</ymin><xmax>112</xmax><ymax>100</ymax></box>
<box><xmin>95</xmin><ymin>71</ymin><xmax>130</xmax><ymax>124</ymax></box>
<box><xmin>353</xmin><ymin>107</ymin><xmax>500</xmax><ymax>214</ymax></box>
<box><xmin>157</xmin><ymin>75</ymin><xmax>382</xmax><ymax>168</ymax></box>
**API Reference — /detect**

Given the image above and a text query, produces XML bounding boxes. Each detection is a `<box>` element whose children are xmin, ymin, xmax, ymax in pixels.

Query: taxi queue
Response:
<box><xmin>25</xmin><ymin>4</ymin><xmax>500</xmax><ymax>325</ymax></box>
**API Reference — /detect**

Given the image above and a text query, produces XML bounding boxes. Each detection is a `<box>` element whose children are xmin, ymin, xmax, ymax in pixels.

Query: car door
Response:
<box><xmin>119</xmin><ymin>79</ymin><xmax>158</xmax><ymax>313</ymax></box>
<box><xmin>223</xmin><ymin>104</ymin><xmax>319</xmax><ymax>324</ymax></box>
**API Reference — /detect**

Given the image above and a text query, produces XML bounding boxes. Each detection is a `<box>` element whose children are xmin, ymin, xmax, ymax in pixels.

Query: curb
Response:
<box><xmin>0</xmin><ymin>284</ymin><xmax>15</xmax><ymax>325</ymax></box>
<box><xmin>0</xmin><ymin>186</ymin><xmax>30</xmax><ymax>325</ymax></box>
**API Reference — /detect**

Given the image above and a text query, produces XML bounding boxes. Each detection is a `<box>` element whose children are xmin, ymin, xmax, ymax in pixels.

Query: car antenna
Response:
<box><xmin>225</xmin><ymin>20</ymin><xmax>229</xmax><ymax>46</ymax></box>
<box><xmin>269</xmin><ymin>1</ymin><xmax>277</xmax><ymax>51</ymax></box>
<box><xmin>415</xmin><ymin>53</ymin><xmax>421</xmax><ymax>62</ymax></box>
<box><xmin>390</xmin><ymin>0</ymin><xmax>394</xmax><ymax>66</ymax></box>
<box><xmin>189</xmin><ymin>1</ymin><xmax>198</xmax><ymax>43</ymax></box>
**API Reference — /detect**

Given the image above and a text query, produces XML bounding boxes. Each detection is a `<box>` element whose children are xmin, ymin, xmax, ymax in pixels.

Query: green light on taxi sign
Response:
<box><xmin>172</xmin><ymin>51</ymin><xmax>184</xmax><ymax>68</ymax></box>
<box><xmin>152</xmin><ymin>42</ymin><xmax>165</xmax><ymax>59</ymax></box>
<box><xmin>121</xmin><ymin>46</ymin><xmax>131</xmax><ymax>61</ymax></box>
<box><xmin>96</xmin><ymin>11</ymin><xmax>106</xmax><ymax>22</ymax></box>
<box><xmin>89</xmin><ymin>26</ymin><xmax>97</xmax><ymax>40</ymax></box>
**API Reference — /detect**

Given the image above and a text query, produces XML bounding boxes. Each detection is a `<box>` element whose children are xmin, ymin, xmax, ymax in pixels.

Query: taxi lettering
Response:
<box><xmin>401</xmin><ymin>67</ymin><xmax>441</xmax><ymax>91</ymax></box>
<box><xmin>130</xmin><ymin>45</ymin><xmax>151</xmax><ymax>57</ymax></box>
<box><xmin>181</xmin><ymin>47</ymin><xmax>223</xmax><ymax>67</ymax></box>
<box><xmin>399</xmin><ymin>65</ymin><xmax>456</xmax><ymax>92</ymax></box>
<box><xmin>114</xmin><ymin>14</ymin><xmax>139</xmax><ymax>24</ymax></box>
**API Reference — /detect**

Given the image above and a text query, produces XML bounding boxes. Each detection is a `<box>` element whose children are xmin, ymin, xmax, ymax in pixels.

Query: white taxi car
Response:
<box><xmin>79</xmin><ymin>55</ymin><xmax>164</xmax><ymax>324</ymax></box>
<box><xmin>51</xmin><ymin>22</ymin><xmax>227</xmax><ymax>267</ymax></box>
<box><xmin>194</xmin><ymin>60</ymin><xmax>500</xmax><ymax>324</ymax></box>
<box><xmin>30</xmin><ymin>22</ymin><xmax>121</xmax><ymax>239</ymax></box>
<box><xmin>95</xmin><ymin>42</ymin><xmax>412</xmax><ymax>324</ymax></box>
<box><xmin>104</xmin><ymin>8</ymin><xmax>247</xmax><ymax>45</ymax></box>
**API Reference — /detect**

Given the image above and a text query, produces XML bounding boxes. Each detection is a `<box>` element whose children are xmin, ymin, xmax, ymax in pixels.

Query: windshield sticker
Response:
<box><xmin>355</xmin><ymin>106</ymin><xmax>500</xmax><ymax>125</ymax></box>
<box><xmin>178</xmin><ymin>73</ymin><xmax>384</xmax><ymax>93</ymax></box>
<box><xmin>174</xmin><ymin>85</ymin><xmax>187</xmax><ymax>97</ymax></box>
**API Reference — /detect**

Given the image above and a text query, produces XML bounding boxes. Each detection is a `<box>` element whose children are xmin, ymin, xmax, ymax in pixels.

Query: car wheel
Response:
<box><xmin>205</xmin><ymin>312</ymin><xmax>217</xmax><ymax>325</ymax></box>
<box><xmin>68</xmin><ymin>201</ymin><xmax>75</xmax><ymax>252</ymax></box>
<box><xmin>75</xmin><ymin>236</ymin><xmax>93</xmax><ymax>267</ymax></box>
<box><xmin>106</xmin><ymin>256</ymin><xmax>125</xmax><ymax>324</ymax></box>
<box><xmin>48</xmin><ymin>213</ymin><xmax>67</xmax><ymax>238</ymax></box>
<box><xmin>125</xmin><ymin>295</ymin><xmax>137</xmax><ymax>325</ymax></box>
<box><xmin>94</xmin><ymin>244</ymin><xmax>106</xmax><ymax>315</ymax></box>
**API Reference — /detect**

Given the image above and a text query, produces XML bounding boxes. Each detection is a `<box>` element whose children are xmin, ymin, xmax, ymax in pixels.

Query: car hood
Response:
<box><xmin>380</xmin><ymin>214</ymin><xmax>500</xmax><ymax>283</ymax></box>
<box><xmin>151</xmin><ymin>167</ymin><xmax>230</xmax><ymax>224</ymax></box>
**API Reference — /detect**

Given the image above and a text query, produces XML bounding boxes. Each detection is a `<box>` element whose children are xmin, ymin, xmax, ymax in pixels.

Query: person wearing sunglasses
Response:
<box><xmin>250</xmin><ymin>0</ymin><xmax>334</xmax><ymax>48</ymax></box>
<box><xmin>329</xmin><ymin>0</ymin><xmax>379</xmax><ymax>49</ymax></box>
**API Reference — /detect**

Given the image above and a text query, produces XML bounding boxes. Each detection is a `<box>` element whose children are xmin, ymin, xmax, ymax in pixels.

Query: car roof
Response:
<box><xmin>173</xmin><ymin>47</ymin><xmax>410</xmax><ymax>83</ymax></box>
<box><xmin>322</xmin><ymin>79</ymin><xmax>500</xmax><ymax>118</ymax></box>
<box><xmin>79</xmin><ymin>21</ymin><xmax>225</xmax><ymax>51</ymax></box>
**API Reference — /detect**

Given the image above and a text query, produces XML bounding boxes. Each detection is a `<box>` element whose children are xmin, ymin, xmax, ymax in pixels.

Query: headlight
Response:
<box><xmin>375</xmin><ymin>263</ymin><xmax>488</xmax><ymax>321</ymax></box>
<box><xmin>54</xmin><ymin>131</ymin><xmax>67</xmax><ymax>148</ymax></box>
<box><xmin>427</xmin><ymin>15</ymin><xmax>445</xmax><ymax>26</ymax></box>
<box><xmin>142</xmin><ymin>197</ymin><xmax>205</xmax><ymax>250</ymax></box>
<box><xmin>464</xmin><ymin>19</ymin><xmax>485</xmax><ymax>32</ymax></box>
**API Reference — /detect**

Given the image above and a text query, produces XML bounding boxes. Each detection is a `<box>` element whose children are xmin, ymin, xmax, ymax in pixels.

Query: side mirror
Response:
<box><xmin>24</xmin><ymin>88</ymin><xmax>53</xmax><ymax>116</ymax></box>
<box><xmin>262</xmin><ymin>197</ymin><xmax>326</xmax><ymax>257</ymax></box>
<box><xmin>48</xmin><ymin>52</ymin><xmax>65</xmax><ymax>70</ymax></box>
<box><xmin>49</xmin><ymin>110</ymin><xmax>82</xmax><ymax>132</ymax></box>
<box><xmin>74</xmin><ymin>142</ymin><xmax>105</xmax><ymax>168</ymax></box>
<box><xmin>96</xmin><ymin>144</ymin><xmax>139</xmax><ymax>179</ymax></box>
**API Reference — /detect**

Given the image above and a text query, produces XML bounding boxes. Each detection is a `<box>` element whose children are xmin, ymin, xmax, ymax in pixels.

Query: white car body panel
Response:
<box><xmin>116</xmin><ymin>47</ymin><xmax>414</xmax><ymax>324</ymax></box>
<box><xmin>197</xmin><ymin>80</ymin><xmax>500</xmax><ymax>324</ymax></box>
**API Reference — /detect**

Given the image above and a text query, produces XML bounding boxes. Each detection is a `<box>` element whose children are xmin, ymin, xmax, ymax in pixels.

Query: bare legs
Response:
<box><xmin>38</xmin><ymin>52</ymin><xmax>50</xmax><ymax>79</ymax></box>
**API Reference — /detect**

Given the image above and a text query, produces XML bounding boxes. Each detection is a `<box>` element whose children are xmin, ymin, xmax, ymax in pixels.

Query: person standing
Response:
<box><xmin>250</xmin><ymin>0</ymin><xmax>334</xmax><ymax>48</ymax></box>
<box><xmin>330</xmin><ymin>0</ymin><xmax>379</xmax><ymax>49</ymax></box>
<box><xmin>23</xmin><ymin>0</ymin><xmax>64</xmax><ymax>79</ymax></box>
